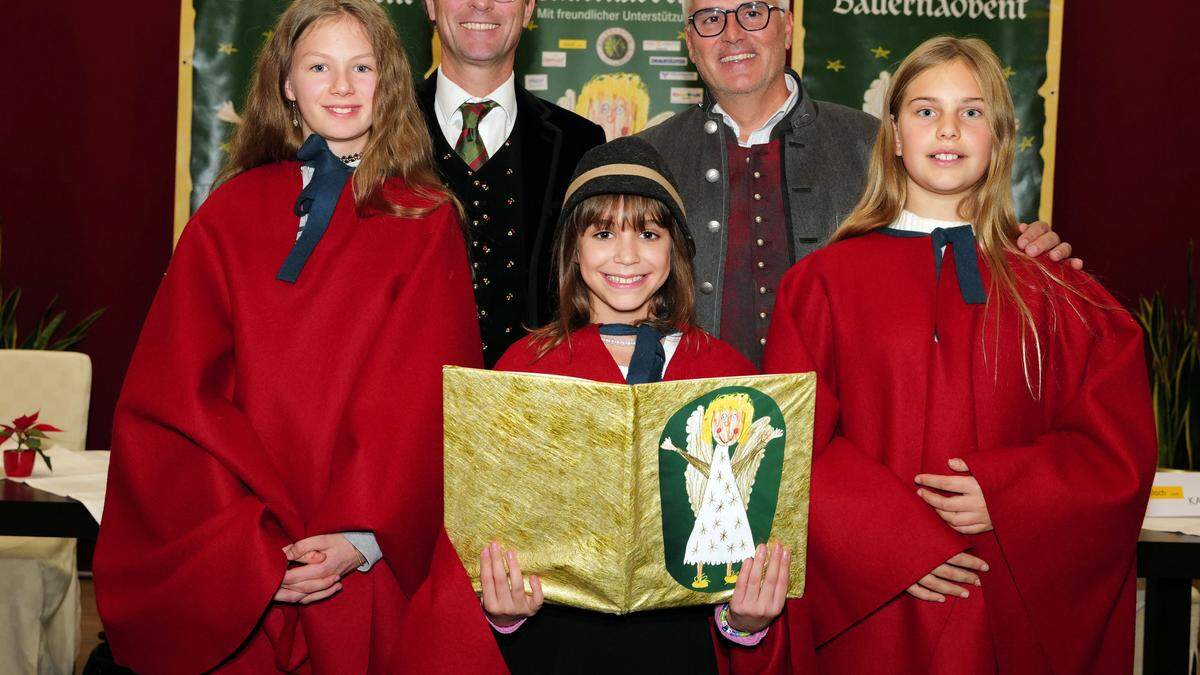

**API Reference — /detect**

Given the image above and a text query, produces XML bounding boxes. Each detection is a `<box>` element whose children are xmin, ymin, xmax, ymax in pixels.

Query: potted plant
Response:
<box><xmin>1136</xmin><ymin>240</ymin><xmax>1199</xmax><ymax>470</ymax></box>
<box><xmin>1</xmin><ymin>411</ymin><xmax>61</xmax><ymax>477</ymax></box>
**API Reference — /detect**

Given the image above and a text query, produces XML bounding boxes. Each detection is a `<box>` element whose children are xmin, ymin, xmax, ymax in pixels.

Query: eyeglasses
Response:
<box><xmin>687</xmin><ymin>1</ymin><xmax>784</xmax><ymax>38</ymax></box>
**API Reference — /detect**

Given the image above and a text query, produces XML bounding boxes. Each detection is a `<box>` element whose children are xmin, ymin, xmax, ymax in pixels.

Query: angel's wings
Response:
<box><xmin>730</xmin><ymin>416</ymin><xmax>783</xmax><ymax>506</ymax></box>
<box><xmin>660</xmin><ymin>405</ymin><xmax>713</xmax><ymax>516</ymax></box>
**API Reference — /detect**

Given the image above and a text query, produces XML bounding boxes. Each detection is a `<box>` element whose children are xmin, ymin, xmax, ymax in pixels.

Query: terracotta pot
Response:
<box><xmin>3</xmin><ymin>450</ymin><xmax>35</xmax><ymax>478</ymax></box>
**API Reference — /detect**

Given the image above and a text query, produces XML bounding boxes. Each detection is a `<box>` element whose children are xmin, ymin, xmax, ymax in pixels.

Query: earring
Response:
<box><xmin>290</xmin><ymin>100</ymin><xmax>300</xmax><ymax>128</ymax></box>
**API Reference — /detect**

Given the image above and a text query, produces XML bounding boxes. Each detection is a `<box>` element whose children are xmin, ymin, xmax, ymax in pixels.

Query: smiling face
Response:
<box><xmin>684</xmin><ymin>0</ymin><xmax>790</xmax><ymax>101</ymax></box>
<box><xmin>425</xmin><ymin>0</ymin><xmax>534</xmax><ymax>77</ymax></box>
<box><xmin>284</xmin><ymin>15</ymin><xmax>377</xmax><ymax>157</ymax></box>
<box><xmin>892</xmin><ymin>59</ymin><xmax>994</xmax><ymax>219</ymax></box>
<box><xmin>712</xmin><ymin>409</ymin><xmax>744</xmax><ymax>445</ymax></box>
<box><xmin>577</xmin><ymin>197</ymin><xmax>673</xmax><ymax>325</ymax></box>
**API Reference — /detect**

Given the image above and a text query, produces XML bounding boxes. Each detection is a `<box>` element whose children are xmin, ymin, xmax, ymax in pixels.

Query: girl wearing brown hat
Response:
<box><xmin>480</xmin><ymin>136</ymin><xmax>791</xmax><ymax>674</ymax></box>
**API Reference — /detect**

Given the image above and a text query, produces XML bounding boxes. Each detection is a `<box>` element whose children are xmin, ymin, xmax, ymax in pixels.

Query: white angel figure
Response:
<box><xmin>863</xmin><ymin>70</ymin><xmax>892</xmax><ymax>119</ymax></box>
<box><xmin>661</xmin><ymin>393</ymin><xmax>783</xmax><ymax>588</ymax></box>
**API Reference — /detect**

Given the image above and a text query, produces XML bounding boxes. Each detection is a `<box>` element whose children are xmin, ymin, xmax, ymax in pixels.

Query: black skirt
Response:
<box><xmin>495</xmin><ymin>604</ymin><xmax>719</xmax><ymax>675</ymax></box>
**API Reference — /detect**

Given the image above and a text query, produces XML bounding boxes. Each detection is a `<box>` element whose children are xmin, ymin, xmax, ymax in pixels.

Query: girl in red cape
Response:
<box><xmin>479</xmin><ymin>136</ymin><xmax>797</xmax><ymax>674</ymax></box>
<box><xmin>92</xmin><ymin>1</ymin><xmax>507</xmax><ymax>672</ymax></box>
<box><xmin>761</xmin><ymin>37</ymin><xmax>1156</xmax><ymax>674</ymax></box>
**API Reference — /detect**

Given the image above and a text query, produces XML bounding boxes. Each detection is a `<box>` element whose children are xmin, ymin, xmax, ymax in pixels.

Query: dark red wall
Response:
<box><xmin>0</xmin><ymin>3</ymin><xmax>1194</xmax><ymax>448</ymax></box>
<box><xmin>0</xmin><ymin>3</ymin><xmax>179</xmax><ymax>448</ymax></box>
<box><xmin>1054</xmin><ymin>2</ymin><xmax>1200</xmax><ymax>310</ymax></box>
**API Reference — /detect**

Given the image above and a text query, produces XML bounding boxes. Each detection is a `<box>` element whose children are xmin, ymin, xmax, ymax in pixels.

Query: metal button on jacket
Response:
<box><xmin>700</xmin><ymin>281</ymin><xmax>715</xmax><ymax>294</ymax></box>
<box><xmin>707</xmin><ymin>220</ymin><xmax>721</xmax><ymax>232</ymax></box>
<box><xmin>705</xmin><ymin>168</ymin><xmax>720</xmax><ymax>183</ymax></box>
<box><xmin>704</xmin><ymin>120</ymin><xmax>719</xmax><ymax>134</ymax></box>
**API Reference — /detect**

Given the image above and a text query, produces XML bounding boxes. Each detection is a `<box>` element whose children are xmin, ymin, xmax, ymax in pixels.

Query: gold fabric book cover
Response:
<box><xmin>443</xmin><ymin>367</ymin><xmax>815</xmax><ymax>614</ymax></box>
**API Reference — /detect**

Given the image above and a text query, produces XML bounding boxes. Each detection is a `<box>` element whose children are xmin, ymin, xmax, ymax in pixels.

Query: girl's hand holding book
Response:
<box><xmin>727</xmin><ymin>542</ymin><xmax>790</xmax><ymax>633</ymax></box>
<box><xmin>481</xmin><ymin>541</ymin><xmax>544</xmax><ymax>627</ymax></box>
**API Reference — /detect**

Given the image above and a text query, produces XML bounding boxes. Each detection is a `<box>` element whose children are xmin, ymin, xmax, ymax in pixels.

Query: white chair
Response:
<box><xmin>0</xmin><ymin>350</ymin><xmax>91</xmax><ymax>675</ymax></box>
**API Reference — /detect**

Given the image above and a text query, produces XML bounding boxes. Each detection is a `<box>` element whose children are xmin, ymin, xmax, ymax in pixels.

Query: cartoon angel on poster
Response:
<box><xmin>661</xmin><ymin>393</ymin><xmax>783</xmax><ymax>588</ymax></box>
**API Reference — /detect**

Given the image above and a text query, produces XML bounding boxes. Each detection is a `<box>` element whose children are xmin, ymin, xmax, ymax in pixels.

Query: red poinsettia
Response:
<box><xmin>0</xmin><ymin>411</ymin><xmax>62</xmax><ymax>471</ymax></box>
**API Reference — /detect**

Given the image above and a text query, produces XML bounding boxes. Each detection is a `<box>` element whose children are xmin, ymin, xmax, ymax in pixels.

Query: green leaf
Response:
<box><xmin>36</xmin><ymin>448</ymin><xmax>52</xmax><ymax>472</ymax></box>
<box><xmin>47</xmin><ymin>307</ymin><xmax>105</xmax><ymax>351</ymax></box>
<box><xmin>0</xmin><ymin>286</ymin><xmax>21</xmax><ymax>349</ymax></box>
<box><xmin>30</xmin><ymin>310</ymin><xmax>66</xmax><ymax>350</ymax></box>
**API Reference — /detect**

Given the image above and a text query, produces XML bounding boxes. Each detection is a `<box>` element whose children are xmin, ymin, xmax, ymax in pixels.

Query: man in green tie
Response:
<box><xmin>418</xmin><ymin>0</ymin><xmax>606</xmax><ymax>365</ymax></box>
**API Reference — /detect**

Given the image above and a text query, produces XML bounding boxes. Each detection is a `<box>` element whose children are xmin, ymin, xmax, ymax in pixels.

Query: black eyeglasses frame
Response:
<box><xmin>686</xmin><ymin>2</ymin><xmax>785</xmax><ymax>38</ymax></box>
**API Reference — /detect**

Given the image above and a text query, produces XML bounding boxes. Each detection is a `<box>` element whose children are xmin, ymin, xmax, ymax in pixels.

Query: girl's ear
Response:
<box><xmin>891</xmin><ymin>115</ymin><xmax>902</xmax><ymax>157</ymax></box>
<box><xmin>284</xmin><ymin>77</ymin><xmax>296</xmax><ymax>102</ymax></box>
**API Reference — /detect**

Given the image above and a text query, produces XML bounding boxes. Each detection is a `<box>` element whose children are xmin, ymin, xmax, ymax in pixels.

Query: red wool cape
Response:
<box><xmin>760</xmin><ymin>230</ymin><xmax>1156</xmax><ymax>674</ymax></box>
<box><xmin>495</xmin><ymin>325</ymin><xmax>813</xmax><ymax>675</ymax></box>
<box><xmin>93</xmin><ymin>163</ymin><xmax>508</xmax><ymax>674</ymax></box>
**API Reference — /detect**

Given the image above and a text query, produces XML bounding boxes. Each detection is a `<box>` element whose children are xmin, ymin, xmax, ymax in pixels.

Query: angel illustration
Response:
<box><xmin>661</xmin><ymin>393</ymin><xmax>783</xmax><ymax>588</ymax></box>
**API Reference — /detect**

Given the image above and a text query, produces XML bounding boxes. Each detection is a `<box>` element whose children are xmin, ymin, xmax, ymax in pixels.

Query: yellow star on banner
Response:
<box><xmin>262</xmin><ymin>30</ymin><xmax>274</xmax><ymax>40</ymax></box>
<box><xmin>826</xmin><ymin>59</ymin><xmax>845</xmax><ymax>72</ymax></box>
<box><xmin>218</xmin><ymin>42</ymin><xmax>238</xmax><ymax>55</ymax></box>
<box><xmin>526</xmin><ymin>20</ymin><xmax>538</xmax><ymax>30</ymax></box>
<box><xmin>871</xmin><ymin>46</ymin><xmax>890</xmax><ymax>59</ymax></box>
<box><xmin>677</xmin><ymin>30</ymin><xmax>686</xmax><ymax>40</ymax></box>
<box><xmin>1003</xmin><ymin>66</ymin><xmax>1016</xmax><ymax>79</ymax></box>
<box><xmin>1018</xmin><ymin>136</ymin><xmax>1035</xmax><ymax>151</ymax></box>
<box><xmin>219</xmin><ymin>141</ymin><xmax>232</xmax><ymax>153</ymax></box>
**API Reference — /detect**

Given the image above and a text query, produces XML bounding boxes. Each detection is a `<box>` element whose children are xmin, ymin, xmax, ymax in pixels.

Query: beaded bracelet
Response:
<box><xmin>717</xmin><ymin>603</ymin><xmax>754</xmax><ymax>639</ymax></box>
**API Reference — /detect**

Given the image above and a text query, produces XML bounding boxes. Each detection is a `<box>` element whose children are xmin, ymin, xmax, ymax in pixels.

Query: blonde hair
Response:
<box><xmin>702</xmin><ymin>393</ymin><xmax>754</xmax><ymax>447</ymax></box>
<box><xmin>576</xmin><ymin>73</ymin><xmax>651</xmax><ymax>135</ymax></box>
<box><xmin>831</xmin><ymin>36</ymin><xmax>1086</xmax><ymax>397</ymax></box>
<box><xmin>215</xmin><ymin>0</ymin><xmax>450</xmax><ymax>218</ymax></box>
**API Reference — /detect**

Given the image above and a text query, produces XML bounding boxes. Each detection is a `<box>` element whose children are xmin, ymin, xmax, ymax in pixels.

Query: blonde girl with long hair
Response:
<box><xmin>94</xmin><ymin>1</ymin><xmax>507</xmax><ymax>672</ymax></box>
<box><xmin>760</xmin><ymin>36</ymin><xmax>1155</xmax><ymax>674</ymax></box>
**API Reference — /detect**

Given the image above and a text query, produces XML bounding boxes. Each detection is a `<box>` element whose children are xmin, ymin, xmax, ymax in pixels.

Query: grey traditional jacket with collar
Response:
<box><xmin>636</xmin><ymin>70</ymin><xmax>878</xmax><ymax>333</ymax></box>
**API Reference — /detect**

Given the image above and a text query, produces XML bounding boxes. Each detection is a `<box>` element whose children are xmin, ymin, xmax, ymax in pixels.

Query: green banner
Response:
<box><xmin>512</xmin><ymin>0</ymin><xmax>698</xmax><ymax>140</ymax></box>
<box><xmin>178</xmin><ymin>0</ymin><xmax>1060</xmax><ymax>235</ymax></box>
<box><xmin>181</xmin><ymin>0</ymin><xmax>698</xmax><ymax>232</ymax></box>
<box><xmin>795</xmin><ymin>0</ymin><xmax>1063</xmax><ymax>223</ymax></box>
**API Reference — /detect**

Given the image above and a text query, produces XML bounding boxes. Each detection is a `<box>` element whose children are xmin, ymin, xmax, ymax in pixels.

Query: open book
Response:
<box><xmin>443</xmin><ymin>367</ymin><xmax>815</xmax><ymax>614</ymax></box>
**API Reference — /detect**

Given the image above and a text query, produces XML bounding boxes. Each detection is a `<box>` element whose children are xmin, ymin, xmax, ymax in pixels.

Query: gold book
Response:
<box><xmin>443</xmin><ymin>367</ymin><xmax>815</xmax><ymax>614</ymax></box>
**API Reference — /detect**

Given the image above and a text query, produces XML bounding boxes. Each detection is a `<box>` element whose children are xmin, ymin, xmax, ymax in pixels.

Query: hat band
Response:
<box><xmin>562</xmin><ymin>164</ymin><xmax>687</xmax><ymax>218</ymax></box>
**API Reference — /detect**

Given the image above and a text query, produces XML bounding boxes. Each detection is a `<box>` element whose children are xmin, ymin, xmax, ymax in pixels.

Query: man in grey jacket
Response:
<box><xmin>638</xmin><ymin>0</ymin><xmax>1072</xmax><ymax>364</ymax></box>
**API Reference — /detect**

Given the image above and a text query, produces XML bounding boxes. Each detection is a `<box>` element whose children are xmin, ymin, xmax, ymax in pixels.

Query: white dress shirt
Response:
<box><xmin>713</xmin><ymin>73</ymin><xmax>800</xmax><ymax>148</ymax></box>
<box><xmin>434</xmin><ymin>68</ymin><xmax>519</xmax><ymax>158</ymax></box>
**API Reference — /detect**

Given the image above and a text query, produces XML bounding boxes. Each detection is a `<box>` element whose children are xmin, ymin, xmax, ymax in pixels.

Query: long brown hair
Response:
<box><xmin>832</xmin><ymin>36</ymin><xmax>1088</xmax><ymax>397</ymax></box>
<box><xmin>214</xmin><ymin>0</ymin><xmax>449</xmax><ymax>217</ymax></box>
<box><xmin>529</xmin><ymin>194</ymin><xmax>697</xmax><ymax>355</ymax></box>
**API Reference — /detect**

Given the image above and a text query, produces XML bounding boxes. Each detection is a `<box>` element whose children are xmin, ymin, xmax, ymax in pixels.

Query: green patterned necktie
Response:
<box><xmin>455</xmin><ymin>100</ymin><xmax>499</xmax><ymax>170</ymax></box>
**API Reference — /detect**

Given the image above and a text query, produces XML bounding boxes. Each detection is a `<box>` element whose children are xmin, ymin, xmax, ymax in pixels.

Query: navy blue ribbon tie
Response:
<box><xmin>599</xmin><ymin>323</ymin><xmax>666</xmax><ymax>385</ymax></box>
<box><xmin>931</xmin><ymin>225</ymin><xmax>986</xmax><ymax>305</ymax></box>
<box><xmin>276</xmin><ymin>134</ymin><xmax>354</xmax><ymax>283</ymax></box>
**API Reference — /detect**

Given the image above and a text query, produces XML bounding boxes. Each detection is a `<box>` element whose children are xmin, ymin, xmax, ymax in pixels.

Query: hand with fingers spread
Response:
<box><xmin>906</xmin><ymin>552</ymin><xmax>990</xmax><ymax>602</ymax></box>
<box><xmin>480</xmin><ymin>541</ymin><xmax>544</xmax><ymax>628</ymax></box>
<box><xmin>727</xmin><ymin>542</ymin><xmax>791</xmax><ymax>634</ymax></box>
<box><xmin>273</xmin><ymin>534</ymin><xmax>367</xmax><ymax>605</ymax></box>
<box><xmin>915</xmin><ymin>458</ymin><xmax>993</xmax><ymax>535</ymax></box>
<box><xmin>1016</xmin><ymin>221</ymin><xmax>1082</xmax><ymax>270</ymax></box>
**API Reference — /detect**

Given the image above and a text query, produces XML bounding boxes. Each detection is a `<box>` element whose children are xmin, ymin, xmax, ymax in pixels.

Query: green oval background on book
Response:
<box><xmin>658</xmin><ymin>386</ymin><xmax>786</xmax><ymax>593</ymax></box>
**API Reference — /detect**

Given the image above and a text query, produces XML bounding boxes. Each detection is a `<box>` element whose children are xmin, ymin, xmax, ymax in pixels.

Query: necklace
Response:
<box><xmin>600</xmin><ymin>335</ymin><xmax>636</xmax><ymax>347</ymax></box>
<box><xmin>339</xmin><ymin>152</ymin><xmax>362</xmax><ymax>164</ymax></box>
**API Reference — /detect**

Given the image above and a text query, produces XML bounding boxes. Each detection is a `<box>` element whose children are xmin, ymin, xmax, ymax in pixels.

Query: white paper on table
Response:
<box><xmin>1143</xmin><ymin>516</ymin><xmax>1200</xmax><ymax>537</ymax></box>
<box><xmin>4</xmin><ymin>446</ymin><xmax>110</xmax><ymax>525</ymax></box>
